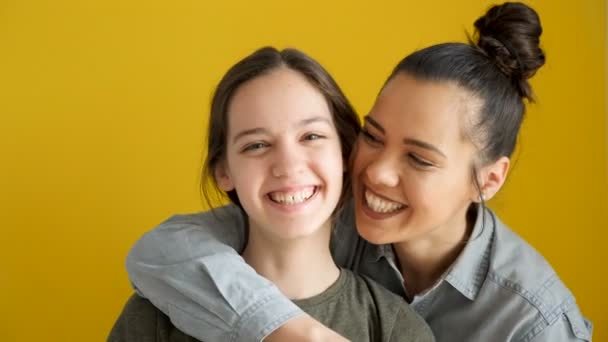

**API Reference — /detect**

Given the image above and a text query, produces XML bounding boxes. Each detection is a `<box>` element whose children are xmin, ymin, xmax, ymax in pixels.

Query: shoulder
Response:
<box><xmin>108</xmin><ymin>294</ymin><xmax>162</xmax><ymax>341</ymax></box>
<box><xmin>109</xmin><ymin>294</ymin><xmax>200</xmax><ymax>342</ymax></box>
<box><xmin>130</xmin><ymin>204</ymin><xmax>247</xmax><ymax>260</ymax></box>
<box><xmin>345</xmin><ymin>270</ymin><xmax>434</xmax><ymax>341</ymax></box>
<box><xmin>488</xmin><ymin>212</ymin><xmax>572</xmax><ymax>311</ymax></box>
<box><xmin>489</xmin><ymin>212</ymin><xmax>555</xmax><ymax>285</ymax></box>
<box><xmin>119</xmin><ymin>293</ymin><xmax>161</xmax><ymax>320</ymax></box>
<box><xmin>158</xmin><ymin>204</ymin><xmax>246</xmax><ymax>234</ymax></box>
<box><xmin>485</xmin><ymin>211</ymin><xmax>592</xmax><ymax>341</ymax></box>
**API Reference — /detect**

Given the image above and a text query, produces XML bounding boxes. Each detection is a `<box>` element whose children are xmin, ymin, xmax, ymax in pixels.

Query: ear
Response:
<box><xmin>473</xmin><ymin>156</ymin><xmax>510</xmax><ymax>202</ymax></box>
<box><xmin>214</xmin><ymin>162</ymin><xmax>235</xmax><ymax>192</ymax></box>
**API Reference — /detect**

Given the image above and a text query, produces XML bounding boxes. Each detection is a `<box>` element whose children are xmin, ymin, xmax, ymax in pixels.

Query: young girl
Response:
<box><xmin>124</xmin><ymin>3</ymin><xmax>592</xmax><ymax>341</ymax></box>
<box><xmin>109</xmin><ymin>47</ymin><xmax>434</xmax><ymax>342</ymax></box>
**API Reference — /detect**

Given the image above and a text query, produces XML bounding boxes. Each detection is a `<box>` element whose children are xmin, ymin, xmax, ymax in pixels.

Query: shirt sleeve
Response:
<box><xmin>126</xmin><ymin>204</ymin><xmax>304</xmax><ymax>342</ymax></box>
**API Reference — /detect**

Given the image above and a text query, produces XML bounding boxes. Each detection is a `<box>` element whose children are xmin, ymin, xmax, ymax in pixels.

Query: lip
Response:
<box><xmin>359</xmin><ymin>185</ymin><xmax>406</xmax><ymax>220</ymax></box>
<box><xmin>265</xmin><ymin>185</ymin><xmax>319</xmax><ymax>213</ymax></box>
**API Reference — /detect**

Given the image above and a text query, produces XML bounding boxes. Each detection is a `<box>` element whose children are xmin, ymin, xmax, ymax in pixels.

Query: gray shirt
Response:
<box><xmin>127</xmin><ymin>202</ymin><xmax>592</xmax><ymax>342</ymax></box>
<box><xmin>110</xmin><ymin>270</ymin><xmax>435</xmax><ymax>342</ymax></box>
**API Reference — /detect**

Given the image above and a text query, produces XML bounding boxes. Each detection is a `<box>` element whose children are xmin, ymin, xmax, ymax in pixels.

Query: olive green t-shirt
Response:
<box><xmin>109</xmin><ymin>269</ymin><xmax>434</xmax><ymax>342</ymax></box>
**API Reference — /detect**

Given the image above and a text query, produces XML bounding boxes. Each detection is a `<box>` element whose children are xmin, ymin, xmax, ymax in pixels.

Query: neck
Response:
<box><xmin>393</xmin><ymin>205</ymin><xmax>475</xmax><ymax>297</ymax></box>
<box><xmin>242</xmin><ymin>221</ymin><xmax>339</xmax><ymax>300</ymax></box>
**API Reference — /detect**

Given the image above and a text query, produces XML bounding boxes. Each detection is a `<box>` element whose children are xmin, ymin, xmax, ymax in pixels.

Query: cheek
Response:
<box><xmin>225</xmin><ymin>157</ymin><xmax>263</xmax><ymax>192</ymax></box>
<box><xmin>401</xmin><ymin>175</ymin><xmax>430</xmax><ymax>202</ymax></box>
<box><xmin>322</xmin><ymin>143</ymin><xmax>346</xmax><ymax>177</ymax></box>
<box><xmin>406</xmin><ymin>169</ymin><xmax>470</xmax><ymax>208</ymax></box>
<box><xmin>310</xmin><ymin>144</ymin><xmax>345</xmax><ymax>199</ymax></box>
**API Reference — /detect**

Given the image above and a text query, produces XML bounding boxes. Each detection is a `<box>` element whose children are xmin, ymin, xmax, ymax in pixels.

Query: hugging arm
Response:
<box><xmin>126</xmin><ymin>204</ymin><xmax>352</xmax><ymax>342</ymax></box>
<box><xmin>126</xmin><ymin>204</ymin><xmax>305</xmax><ymax>341</ymax></box>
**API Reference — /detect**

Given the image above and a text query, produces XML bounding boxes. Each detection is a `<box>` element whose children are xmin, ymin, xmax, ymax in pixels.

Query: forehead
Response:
<box><xmin>226</xmin><ymin>68</ymin><xmax>332</xmax><ymax>134</ymax></box>
<box><xmin>372</xmin><ymin>73</ymin><xmax>478</xmax><ymax>144</ymax></box>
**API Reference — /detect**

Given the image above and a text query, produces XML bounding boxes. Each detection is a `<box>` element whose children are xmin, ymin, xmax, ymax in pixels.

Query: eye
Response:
<box><xmin>408</xmin><ymin>153</ymin><xmax>434</xmax><ymax>168</ymax></box>
<box><xmin>242</xmin><ymin>142</ymin><xmax>269</xmax><ymax>153</ymax></box>
<box><xmin>361</xmin><ymin>128</ymin><xmax>382</xmax><ymax>145</ymax></box>
<box><xmin>303</xmin><ymin>133</ymin><xmax>325</xmax><ymax>141</ymax></box>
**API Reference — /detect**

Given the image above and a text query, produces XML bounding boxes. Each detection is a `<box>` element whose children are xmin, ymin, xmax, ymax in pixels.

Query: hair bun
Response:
<box><xmin>473</xmin><ymin>2</ymin><xmax>545</xmax><ymax>99</ymax></box>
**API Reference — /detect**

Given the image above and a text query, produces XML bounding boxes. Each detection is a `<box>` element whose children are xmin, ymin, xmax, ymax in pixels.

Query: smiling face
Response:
<box><xmin>351</xmin><ymin>73</ymin><xmax>485</xmax><ymax>245</ymax></box>
<box><xmin>215</xmin><ymin>67</ymin><xmax>344</xmax><ymax>240</ymax></box>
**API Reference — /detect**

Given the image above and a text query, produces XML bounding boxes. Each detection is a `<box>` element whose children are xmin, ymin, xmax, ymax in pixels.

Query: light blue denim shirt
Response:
<box><xmin>127</xmin><ymin>201</ymin><xmax>592</xmax><ymax>342</ymax></box>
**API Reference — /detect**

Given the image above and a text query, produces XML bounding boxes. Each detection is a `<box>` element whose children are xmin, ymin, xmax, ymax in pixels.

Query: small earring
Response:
<box><xmin>479</xmin><ymin>193</ymin><xmax>486</xmax><ymax>202</ymax></box>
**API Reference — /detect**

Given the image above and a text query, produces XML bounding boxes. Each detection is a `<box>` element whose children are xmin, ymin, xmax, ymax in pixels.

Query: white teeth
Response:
<box><xmin>269</xmin><ymin>188</ymin><xmax>315</xmax><ymax>205</ymax></box>
<box><xmin>365</xmin><ymin>190</ymin><xmax>404</xmax><ymax>213</ymax></box>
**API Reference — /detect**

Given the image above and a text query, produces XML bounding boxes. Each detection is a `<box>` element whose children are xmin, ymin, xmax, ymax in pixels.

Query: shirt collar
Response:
<box><xmin>372</xmin><ymin>244</ymin><xmax>395</xmax><ymax>262</ymax></box>
<box><xmin>367</xmin><ymin>205</ymin><xmax>495</xmax><ymax>301</ymax></box>
<box><xmin>444</xmin><ymin>204</ymin><xmax>495</xmax><ymax>300</ymax></box>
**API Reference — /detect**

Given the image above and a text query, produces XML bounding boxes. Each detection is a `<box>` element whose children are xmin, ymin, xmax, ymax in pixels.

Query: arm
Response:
<box><xmin>265</xmin><ymin>316</ymin><xmax>350</xmax><ymax>342</ymax></box>
<box><xmin>127</xmin><ymin>204</ymin><xmax>304</xmax><ymax>342</ymax></box>
<box><xmin>127</xmin><ymin>204</ymin><xmax>354</xmax><ymax>342</ymax></box>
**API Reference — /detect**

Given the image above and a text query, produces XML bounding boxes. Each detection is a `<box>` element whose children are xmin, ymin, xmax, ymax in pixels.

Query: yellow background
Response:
<box><xmin>1</xmin><ymin>0</ymin><xmax>605</xmax><ymax>341</ymax></box>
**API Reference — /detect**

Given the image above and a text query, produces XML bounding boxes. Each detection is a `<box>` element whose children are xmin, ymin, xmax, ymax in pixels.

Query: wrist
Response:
<box><xmin>264</xmin><ymin>315</ymin><xmax>348</xmax><ymax>342</ymax></box>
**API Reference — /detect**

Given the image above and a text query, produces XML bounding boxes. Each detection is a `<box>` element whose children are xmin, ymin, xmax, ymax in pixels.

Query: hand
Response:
<box><xmin>264</xmin><ymin>314</ymin><xmax>350</xmax><ymax>342</ymax></box>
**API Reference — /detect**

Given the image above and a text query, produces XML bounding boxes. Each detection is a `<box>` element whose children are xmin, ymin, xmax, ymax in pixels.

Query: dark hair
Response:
<box><xmin>388</xmin><ymin>2</ymin><xmax>545</xmax><ymax>170</ymax></box>
<box><xmin>201</xmin><ymin>46</ymin><xmax>361</xmax><ymax>213</ymax></box>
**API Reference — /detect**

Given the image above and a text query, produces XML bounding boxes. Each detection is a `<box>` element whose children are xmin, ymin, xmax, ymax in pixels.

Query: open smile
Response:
<box><xmin>361</xmin><ymin>187</ymin><xmax>406</xmax><ymax>218</ymax></box>
<box><xmin>268</xmin><ymin>186</ymin><xmax>318</xmax><ymax>205</ymax></box>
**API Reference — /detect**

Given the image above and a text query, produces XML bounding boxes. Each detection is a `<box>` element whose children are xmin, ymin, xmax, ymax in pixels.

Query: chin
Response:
<box><xmin>271</xmin><ymin>221</ymin><xmax>329</xmax><ymax>240</ymax></box>
<box><xmin>354</xmin><ymin>216</ymin><xmax>390</xmax><ymax>245</ymax></box>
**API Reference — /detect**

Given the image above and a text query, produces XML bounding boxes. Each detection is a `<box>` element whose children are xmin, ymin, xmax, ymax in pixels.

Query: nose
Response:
<box><xmin>364</xmin><ymin>152</ymin><xmax>400</xmax><ymax>188</ymax></box>
<box><xmin>270</xmin><ymin>142</ymin><xmax>305</xmax><ymax>178</ymax></box>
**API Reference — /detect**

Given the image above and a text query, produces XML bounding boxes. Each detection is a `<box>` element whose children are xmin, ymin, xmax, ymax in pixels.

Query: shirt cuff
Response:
<box><xmin>233</xmin><ymin>293</ymin><xmax>304</xmax><ymax>342</ymax></box>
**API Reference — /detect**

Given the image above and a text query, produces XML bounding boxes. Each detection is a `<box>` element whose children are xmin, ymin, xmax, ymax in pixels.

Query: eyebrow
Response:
<box><xmin>403</xmin><ymin>138</ymin><xmax>447</xmax><ymax>158</ymax></box>
<box><xmin>232</xmin><ymin>127</ymin><xmax>269</xmax><ymax>143</ymax></box>
<box><xmin>364</xmin><ymin>116</ymin><xmax>385</xmax><ymax>134</ymax></box>
<box><xmin>364</xmin><ymin>115</ymin><xmax>447</xmax><ymax>158</ymax></box>
<box><xmin>232</xmin><ymin>116</ymin><xmax>333</xmax><ymax>143</ymax></box>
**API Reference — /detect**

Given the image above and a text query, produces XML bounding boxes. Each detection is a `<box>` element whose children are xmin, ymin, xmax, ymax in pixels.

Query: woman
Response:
<box><xmin>110</xmin><ymin>47</ymin><xmax>433</xmax><ymax>341</ymax></box>
<box><xmin>125</xmin><ymin>2</ymin><xmax>592</xmax><ymax>341</ymax></box>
